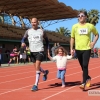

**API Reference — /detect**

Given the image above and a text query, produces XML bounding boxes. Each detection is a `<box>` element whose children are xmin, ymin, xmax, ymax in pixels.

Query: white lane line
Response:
<box><xmin>0</xmin><ymin>65</ymin><xmax>100</xmax><ymax>95</ymax></box>
<box><xmin>0</xmin><ymin>60</ymin><xmax>98</xmax><ymax>73</ymax></box>
<box><xmin>0</xmin><ymin>65</ymin><xmax>82</xmax><ymax>84</ymax></box>
<box><xmin>42</xmin><ymin>75</ymin><xmax>100</xmax><ymax>100</ymax></box>
<box><xmin>0</xmin><ymin>61</ymin><xmax>99</xmax><ymax>77</ymax></box>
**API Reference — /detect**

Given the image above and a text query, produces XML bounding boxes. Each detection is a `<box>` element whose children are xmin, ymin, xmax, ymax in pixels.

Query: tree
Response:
<box><xmin>56</xmin><ymin>27</ymin><xmax>70</xmax><ymax>37</ymax></box>
<box><xmin>87</xmin><ymin>10</ymin><xmax>100</xmax><ymax>41</ymax></box>
<box><xmin>87</xmin><ymin>9</ymin><xmax>100</xmax><ymax>26</ymax></box>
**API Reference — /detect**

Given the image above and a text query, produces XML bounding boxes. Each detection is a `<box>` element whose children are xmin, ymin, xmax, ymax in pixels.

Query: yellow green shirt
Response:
<box><xmin>71</xmin><ymin>23</ymin><xmax>98</xmax><ymax>50</ymax></box>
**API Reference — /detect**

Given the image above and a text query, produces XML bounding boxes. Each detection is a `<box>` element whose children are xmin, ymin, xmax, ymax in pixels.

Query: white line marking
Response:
<box><xmin>0</xmin><ymin>60</ymin><xmax>98</xmax><ymax>73</ymax></box>
<box><xmin>0</xmin><ymin>65</ymin><xmax>100</xmax><ymax>95</ymax></box>
<box><xmin>1</xmin><ymin>63</ymin><xmax>100</xmax><ymax>84</ymax></box>
<box><xmin>42</xmin><ymin>75</ymin><xmax>100</xmax><ymax>100</ymax></box>
<box><xmin>0</xmin><ymin>61</ymin><xmax>99</xmax><ymax>77</ymax></box>
<box><xmin>0</xmin><ymin>65</ymin><xmax>82</xmax><ymax>84</ymax></box>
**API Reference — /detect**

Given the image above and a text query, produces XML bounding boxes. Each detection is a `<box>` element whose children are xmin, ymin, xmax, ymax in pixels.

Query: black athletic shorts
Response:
<box><xmin>31</xmin><ymin>52</ymin><xmax>44</xmax><ymax>63</ymax></box>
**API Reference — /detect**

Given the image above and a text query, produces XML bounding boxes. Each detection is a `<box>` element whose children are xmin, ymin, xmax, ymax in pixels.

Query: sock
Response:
<box><xmin>40</xmin><ymin>67</ymin><xmax>45</xmax><ymax>74</ymax></box>
<box><xmin>34</xmin><ymin>71</ymin><xmax>40</xmax><ymax>86</ymax></box>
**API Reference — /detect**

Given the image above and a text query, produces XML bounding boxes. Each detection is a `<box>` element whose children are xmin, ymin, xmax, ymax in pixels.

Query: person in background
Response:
<box><xmin>98</xmin><ymin>48</ymin><xmax>100</xmax><ymax>58</ymax></box>
<box><xmin>8</xmin><ymin>46</ymin><xmax>19</xmax><ymax>66</ymax></box>
<box><xmin>26</xmin><ymin>46</ymin><xmax>31</xmax><ymax>63</ymax></box>
<box><xmin>0</xmin><ymin>50</ymin><xmax>1</xmax><ymax>66</ymax></box>
<box><xmin>19</xmin><ymin>44</ymin><xmax>26</xmax><ymax>64</ymax></box>
<box><xmin>51</xmin><ymin>43</ymin><xmax>57</xmax><ymax>57</ymax></box>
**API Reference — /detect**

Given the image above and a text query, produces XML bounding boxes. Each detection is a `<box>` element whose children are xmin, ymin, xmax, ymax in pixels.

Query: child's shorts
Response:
<box><xmin>20</xmin><ymin>53</ymin><xmax>26</xmax><ymax>59</ymax></box>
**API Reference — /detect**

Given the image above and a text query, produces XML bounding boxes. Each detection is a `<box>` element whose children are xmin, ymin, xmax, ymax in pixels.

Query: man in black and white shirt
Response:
<box><xmin>21</xmin><ymin>18</ymin><xmax>49</xmax><ymax>91</ymax></box>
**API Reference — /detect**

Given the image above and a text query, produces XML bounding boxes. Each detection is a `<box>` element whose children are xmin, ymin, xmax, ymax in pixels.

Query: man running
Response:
<box><xmin>21</xmin><ymin>18</ymin><xmax>49</xmax><ymax>91</ymax></box>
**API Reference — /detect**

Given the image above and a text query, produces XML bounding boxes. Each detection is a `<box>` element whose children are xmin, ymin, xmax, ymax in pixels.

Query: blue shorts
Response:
<box><xmin>57</xmin><ymin>69</ymin><xmax>66</xmax><ymax>79</ymax></box>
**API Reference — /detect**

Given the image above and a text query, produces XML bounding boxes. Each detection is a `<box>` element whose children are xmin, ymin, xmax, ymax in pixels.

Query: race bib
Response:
<box><xmin>78</xmin><ymin>28</ymin><xmax>88</xmax><ymax>34</ymax></box>
<box><xmin>31</xmin><ymin>35</ymin><xmax>40</xmax><ymax>41</ymax></box>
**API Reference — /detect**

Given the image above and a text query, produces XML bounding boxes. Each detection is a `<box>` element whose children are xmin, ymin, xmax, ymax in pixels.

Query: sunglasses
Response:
<box><xmin>78</xmin><ymin>14</ymin><xmax>85</xmax><ymax>18</ymax></box>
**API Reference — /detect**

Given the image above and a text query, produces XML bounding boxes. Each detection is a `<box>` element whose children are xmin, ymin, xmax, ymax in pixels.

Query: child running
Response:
<box><xmin>48</xmin><ymin>46</ymin><xmax>72</xmax><ymax>87</ymax></box>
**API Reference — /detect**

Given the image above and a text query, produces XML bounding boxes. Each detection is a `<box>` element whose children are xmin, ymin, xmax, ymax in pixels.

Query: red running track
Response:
<box><xmin>0</xmin><ymin>58</ymin><xmax>100</xmax><ymax>100</ymax></box>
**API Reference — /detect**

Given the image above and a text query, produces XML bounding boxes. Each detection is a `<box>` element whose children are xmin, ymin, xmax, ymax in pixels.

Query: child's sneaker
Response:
<box><xmin>31</xmin><ymin>85</ymin><xmax>38</xmax><ymax>91</ymax></box>
<box><xmin>62</xmin><ymin>85</ymin><xmax>65</xmax><ymax>88</ymax></box>
<box><xmin>79</xmin><ymin>83</ymin><xmax>85</xmax><ymax>90</ymax></box>
<box><xmin>43</xmin><ymin>70</ymin><xmax>49</xmax><ymax>81</ymax></box>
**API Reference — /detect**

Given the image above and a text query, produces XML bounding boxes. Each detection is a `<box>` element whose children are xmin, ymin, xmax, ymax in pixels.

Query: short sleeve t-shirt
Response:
<box><xmin>71</xmin><ymin>23</ymin><xmax>98</xmax><ymax>50</ymax></box>
<box><xmin>24</xmin><ymin>28</ymin><xmax>44</xmax><ymax>52</ymax></box>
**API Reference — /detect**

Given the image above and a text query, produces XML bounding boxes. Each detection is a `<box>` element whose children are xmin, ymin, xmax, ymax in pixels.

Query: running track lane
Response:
<box><xmin>0</xmin><ymin>58</ymin><xmax>100</xmax><ymax>100</ymax></box>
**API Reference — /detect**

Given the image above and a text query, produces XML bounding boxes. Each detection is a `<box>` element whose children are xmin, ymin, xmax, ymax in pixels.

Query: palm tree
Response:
<box><xmin>87</xmin><ymin>9</ymin><xmax>100</xmax><ymax>25</ymax></box>
<box><xmin>56</xmin><ymin>27</ymin><xmax>70</xmax><ymax>37</ymax></box>
<box><xmin>87</xmin><ymin>10</ymin><xmax>100</xmax><ymax>41</ymax></box>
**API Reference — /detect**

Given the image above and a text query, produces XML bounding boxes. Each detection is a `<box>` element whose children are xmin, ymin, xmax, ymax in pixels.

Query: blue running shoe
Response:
<box><xmin>43</xmin><ymin>70</ymin><xmax>49</xmax><ymax>81</ymax></box>
<box><xmin>31</xmin><ymin>85</ymin><xmax>38</xmax><ymax>91</ymax></box>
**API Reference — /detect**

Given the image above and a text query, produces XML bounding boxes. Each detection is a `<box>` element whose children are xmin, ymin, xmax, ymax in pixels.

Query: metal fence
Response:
<box><xmin>0</xmin><ymin>52</ymin><xmax>49</xmax><ymax>64</ymax></box>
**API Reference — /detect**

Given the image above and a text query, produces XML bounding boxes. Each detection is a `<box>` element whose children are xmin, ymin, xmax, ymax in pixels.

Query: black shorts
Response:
<box><xmin>31</xmin><ymin>52</ymin><xmax>44</xmax><ymax>63</ymax></box>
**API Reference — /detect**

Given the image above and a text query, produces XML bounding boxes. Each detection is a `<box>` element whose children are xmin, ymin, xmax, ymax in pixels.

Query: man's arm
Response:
<box><xmin>21</xmin><ymin>37</ymin><xmax>26</xmax><ymax>43</ymax></box>
<box><xmin>91</xmin><ymin>25</ymin><xmax>99</xmax><ymax>48</ymax></box>
<box><xmin>92</xmin><ymin>34</ymin><xmax>99</xmax><ymax>45</ymax></box>
<box><xmin>70</xmin><ymin>37</ymin><xmax>75</xmax><ymax>50</ymax></box>
<box><xmin>70</xmin><ymin>37</ymin><xmax>75</xmax><ymax>51</ymax></box>
<box><xmin>70</xmin><ymin>37</ymin><xmax>75</xmax><ymax>55</ymax></box>
<box><xmin>21</xmin><ymin>30</ymin><xmax>28</xmax><ymax>45</ymax></box>
<box><xmin>43</xmin><ymin>32</ymin><xmax>50</xmax><ymax>50</ymax></box>
<box><xmin>90</xmin><ymin>34</ymin><xmax>99</xmax><ymax>49</ymax></box>
<box><xmin>70</xmin><ymin>25</ymin><xmax>75</xmax><ymax>55</ymax></box>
